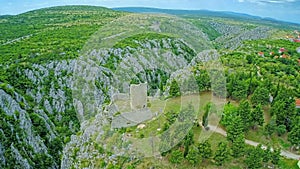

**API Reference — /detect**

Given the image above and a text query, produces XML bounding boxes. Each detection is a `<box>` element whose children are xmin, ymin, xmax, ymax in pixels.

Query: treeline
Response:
<box><xmin>158</xmin><ymin>103</ymin><xmax>283</xmax><ymax>168</ymax></box>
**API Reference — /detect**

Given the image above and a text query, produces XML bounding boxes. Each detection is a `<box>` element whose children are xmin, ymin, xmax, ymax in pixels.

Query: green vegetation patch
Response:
<box><xmin>113</xmin><ymin>32</ymin><xmax>175</xmax><ymax>49</ymax></box>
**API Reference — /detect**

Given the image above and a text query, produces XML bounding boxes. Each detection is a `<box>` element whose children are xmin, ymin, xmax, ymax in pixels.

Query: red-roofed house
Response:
<box><xmin>296</xmin><ymin>99</ymin><xmax>300</xmax><ymax>108</ymax></box>
<box><xmin>258</xmin><ymin>52</ymin><xmax>264</xmax><ymax>57</ymax></box>
<box><xmin>294</xmin><ymin>39</ymin><xmax>300</xmax><ymax>43</ymax></box>
<box><xmin>279</xmin><ymin>48</ymin><xmax>286</xmax><ymax>53</ymax></box>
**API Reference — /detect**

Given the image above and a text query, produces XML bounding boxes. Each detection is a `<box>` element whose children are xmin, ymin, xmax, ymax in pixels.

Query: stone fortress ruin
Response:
<box><xmin>110</xmin><ymin>82</ymin><xmax>157</xmax><ymax>129</ymax></box>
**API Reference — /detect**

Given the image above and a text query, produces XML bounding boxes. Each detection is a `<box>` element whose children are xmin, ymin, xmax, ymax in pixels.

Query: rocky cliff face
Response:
<box><xmin>0</xmin><ymin>37</ymin><xmax>206</xmax><ymax>168</ymax></box>
<box><xmin>0</xmin><ymin>7</ymin><xmax>275</xmax><ymax>169</ymax></box>
<box><xmin>211</xmin><ymin>22</ymin><xmax>271</xmax><ymax>50</ymax></box>
<box><xmin>0</xmin><ymin>59</ymin><xmax>80</xmax><ymax>168</ymax></box>
<box><xmin>61</xmin><ymin>39</ymin><xmax>200</xmax><ymax>168</ymax></box>
<box><xmin>60</xmin><ymin>38</ymin><xmax>230</xmax><ymax>168</ymax></box>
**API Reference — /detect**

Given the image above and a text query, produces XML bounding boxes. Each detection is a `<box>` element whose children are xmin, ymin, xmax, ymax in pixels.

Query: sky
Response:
<box><xmin>0</xmin><ymin>0</ymin><xmax>300</xmax><ymax>24</ymax></box>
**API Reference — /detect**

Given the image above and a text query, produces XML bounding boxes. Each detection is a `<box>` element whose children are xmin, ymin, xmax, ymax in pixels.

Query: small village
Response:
<box><xmin>257</xmin><ymin>30</ymin><xmax>300</xmax><ymax>62</ymax></box>
<box><xmin>255</xmin><ymin>31</ymin><xmax>300</xmax><ymax>121</ymax></box>
<box><xmin>286</xmin><ymin>30</ymin><xmax>300</xmax><ymax>43</ymax></box>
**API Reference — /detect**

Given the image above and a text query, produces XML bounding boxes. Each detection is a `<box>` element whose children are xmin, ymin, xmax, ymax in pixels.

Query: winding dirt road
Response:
<box><xmin>207</xmin><ymin>125</ymin><xmax>300</xmax><ymax>160</ymax></box>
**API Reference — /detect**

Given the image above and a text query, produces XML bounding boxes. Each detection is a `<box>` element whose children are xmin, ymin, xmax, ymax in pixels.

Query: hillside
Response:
<box><xmin>0</xmin><ymin>6</ymin><xmax>126</xmax><ymax>168</ymax></box>
<box><xmin>0</xmin><ymin>5</ymin><xmax>300</xmax><ymax>169</ymax></box>
<box><xmin>113</xmin><ymin>7</ymin><xmax>300</xmax><ymax>29</ymax></box>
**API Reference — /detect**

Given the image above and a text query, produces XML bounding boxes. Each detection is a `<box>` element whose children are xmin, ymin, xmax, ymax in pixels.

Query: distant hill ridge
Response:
<box><xmin>1</xmin><ymin>5</ymin><xmax>299</xmax><ymax>27</ymax></box>
<box><xmin>113</xmin><ymin>7</ymin><xmax>300</xmax><ymax>27</ymax></box>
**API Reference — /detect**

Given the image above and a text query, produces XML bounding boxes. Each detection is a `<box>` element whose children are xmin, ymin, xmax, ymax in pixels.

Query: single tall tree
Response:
<box><xmin>251</xmin><ymin>86</ymin><xmax>270</xmax><ymax>106</ymax></box>
<box><xmin>270</xmin><ymin>89</ymin><xmax>296</xmax><ymax>131</ymax></box>
<box><xmin>186</xmin><ymin>145</ymin><xmax>201</xmax><ymax>166</ymax></box>
<box><xmin>220</xmin><ymin>103</ymin><xmax>238</xmax><ymax>127</ymax></box>
<box><xmin>288</xmin><ymin>117</ymin><xmax>300</xmax><ymax>148</ymax></box>
<box><xmin>250</xmin><ymin>104</ymin><xmax>264</xmax><ymax>129</ymax></box>
<box><xmin>170</xmin><ymin>149</ymin><xmax>184</xmax><ymax>164</ymax></box>
<box><xmin>214</xmin><ymin>142</ymin><xmax>231</xmax><ymax>166</ymax></box>
<box><xmin>197</xmin><ymin>140</ymin><xmax>212</xmax><ymax>159</ymax></box>
<box><xmin>231</xmin><ymin>134</ymin><xmax>245</xmax><ymax>157</ymax></box>
<box><xmin>227</xmin><ymin>115</ymin><xmax>244</xmax><ymax>143</ymax></box>
<box><xmin>202</xmin><ymin>102</ymin><xmax>211</xmax><ymax>128</ymax></box>
<box><xmin>245</xmin><ymin>146</ymin><xmax>263</xmax><ymax>169</ymax></box>
<box><xmin>238</xmin><ymin>99</ymin><xmax>252</xmax><ymax>131</ymax></box>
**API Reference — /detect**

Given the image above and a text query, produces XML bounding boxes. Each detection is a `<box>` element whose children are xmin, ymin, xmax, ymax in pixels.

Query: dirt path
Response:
<box><xmin>207</xmin><ymin>125</ymin><xmax>300</xmax><ymax>160</ymax></box>
<box><xmin>1</xmin><ymin>34</ymin><xmax>32</xmax><ymax>46</ymax></box>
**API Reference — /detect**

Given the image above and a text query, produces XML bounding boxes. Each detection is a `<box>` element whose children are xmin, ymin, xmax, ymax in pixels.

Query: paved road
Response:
<box><xmin>207</xmin><ymin>125</ymin><xmax>300</xmax><ymax>160</ymax></box>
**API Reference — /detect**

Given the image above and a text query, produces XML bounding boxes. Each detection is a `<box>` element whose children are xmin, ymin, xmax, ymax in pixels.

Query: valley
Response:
<box><xmin>0</xmin><ymin>5</ymin><xmax>299</xmax><ymax>169</ymax></box>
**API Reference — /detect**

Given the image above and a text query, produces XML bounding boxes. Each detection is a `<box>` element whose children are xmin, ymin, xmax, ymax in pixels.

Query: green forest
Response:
<box><xmin>0</xmin><ymin>5</ymin><xmax>299</xmax><ymax>169</ymax></box>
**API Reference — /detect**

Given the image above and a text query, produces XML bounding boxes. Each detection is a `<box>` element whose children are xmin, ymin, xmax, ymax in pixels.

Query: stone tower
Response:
<box><xmin>130</xmin><ymin>83</ymin><xmax>147</xmax><ymax>110</ymax></box>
